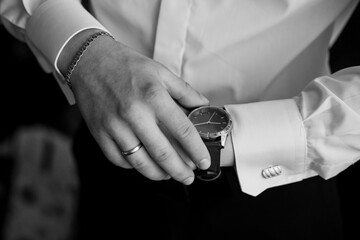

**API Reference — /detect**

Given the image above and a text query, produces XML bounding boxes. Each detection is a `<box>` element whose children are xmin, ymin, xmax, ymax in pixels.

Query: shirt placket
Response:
<box><xmin>153</xmin><ymin>0</ymin><xmax>193</xmax><ymax>78</ymax></box>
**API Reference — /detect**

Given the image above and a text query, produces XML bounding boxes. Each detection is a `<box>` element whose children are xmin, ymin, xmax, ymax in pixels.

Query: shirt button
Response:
<box><xmin>262</xmin><ymin>165</ymin><xmax>282</xmax><ymax>179</ymax></box>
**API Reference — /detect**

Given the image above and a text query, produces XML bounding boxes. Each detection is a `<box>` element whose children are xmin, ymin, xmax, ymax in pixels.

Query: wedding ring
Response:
<box><xmin>121</xmin><ymin>142</ymin><xmax>143</xmax><ymax>157</ymax></box>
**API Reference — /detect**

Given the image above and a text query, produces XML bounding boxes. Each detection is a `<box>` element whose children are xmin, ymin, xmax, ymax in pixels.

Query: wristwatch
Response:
<box><xmin>188</xmin><ymin>106</ymin><xmax>233</xmax><ymax>181</ymax></box>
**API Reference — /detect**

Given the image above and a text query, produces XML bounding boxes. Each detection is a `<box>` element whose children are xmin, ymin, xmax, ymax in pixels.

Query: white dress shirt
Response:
<box><xmin>1</xmin><ymin>0</ymin><xmax>359</xmax><ymax>196</ymax></box>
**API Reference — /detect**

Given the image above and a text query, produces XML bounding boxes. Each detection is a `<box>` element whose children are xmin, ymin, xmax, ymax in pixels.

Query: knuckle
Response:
<box><xmin>118</xmin><ymin>101</ymin><xmax>141</xmax><ymax>122</ymax></box>
<box><xmin>128</xmin><ymin>157</ymin><xmax>166</xmax><ymax>181</ymax></box>
<box><xmin>154</xmin><ymin>146</ymin><xmax>173</xmax><ymax>164</ymax></box>
<box><xmin>143</xmin><ymin>84</ymin><xmax>166</xmax><ymax>104</ymax></box>
<box><xmin>98</xmin><ymin>112</ymin><xmax>111</xmax><ymax>128</ymax></box>
<box><xmin>183</xmin><ymin>81</ymin><xmax>192</xmax><ymax>92</ymax></box>
<box><xmin>118</xmin><ymin>101</ymin><xmax>135</xmax><ymax>118</ymax></box>
<box><xmin>129</xmin><ymin>158</ymin><xmax>148</xmax><ymax>171</ymax></box>
<box><xmin>175</xmin><ymin>122</ymin><xmax>194</xmax><ymax>140</ymax></box>
<box><xmin>101</xmin><ymin>115</ymin><xmax>117</xmax><ymax>131</ymax></box>
<box><xmin>153</xmin><ymin>64</ymin><xmax>170</xmax><ymax>80</ymax></box>
<box><xmin>176</xmin><ymin>82</ymin><xmax>189</xmax><ymax>101</ymax></box>
<box><xmin>184</xmin><ymin>81</ymin><xmax>192</xmax><ymax>90</ymax></box>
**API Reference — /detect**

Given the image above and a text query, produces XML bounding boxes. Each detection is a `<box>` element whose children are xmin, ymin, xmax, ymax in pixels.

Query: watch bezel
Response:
<box><xmin>188</xmin><ymin>106</ymin><xmax>233</xmax><ymax>140</ymax></box>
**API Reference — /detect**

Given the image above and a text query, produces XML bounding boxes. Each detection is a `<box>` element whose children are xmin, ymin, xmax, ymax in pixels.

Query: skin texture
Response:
<box><xmin>58</xmin><ymin>29</ymin><xmax>234</xmax><ymax>185</ymax></box>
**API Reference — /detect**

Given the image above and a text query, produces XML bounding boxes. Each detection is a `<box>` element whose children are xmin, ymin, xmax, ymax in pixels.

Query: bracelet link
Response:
<box><xmin>64</xmin><ymin>31</ymin><xmax>115</xmax><ymax>89</ymax></box>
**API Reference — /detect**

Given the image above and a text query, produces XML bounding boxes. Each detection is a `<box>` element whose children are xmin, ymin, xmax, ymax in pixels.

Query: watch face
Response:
<box><xmin>188</xmin><ymin>106</ymin><xmax>232</xmax><ymax>140</ymax></box>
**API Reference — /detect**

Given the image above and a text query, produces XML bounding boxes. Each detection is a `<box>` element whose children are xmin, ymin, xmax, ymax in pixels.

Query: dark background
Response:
<box><xmin>329</xmin><ymin>4</ymin><xmax>360</xmax><ymax>239</ymax></box>
<box><xmin>1</xmin><ymin>4</ymin><xmax>360</xmax><ymax>239</ymax></box>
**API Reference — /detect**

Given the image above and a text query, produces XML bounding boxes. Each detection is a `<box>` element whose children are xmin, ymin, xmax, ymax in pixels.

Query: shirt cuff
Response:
<box><xmin>225</xmin><ymin>99</ymin><xmax>315</xmax><ymax>196</ymax></box>
<box><xmin>25</xmin><ymin>0</ymin><xmax>109</xmax><ymax>104</ymax></box>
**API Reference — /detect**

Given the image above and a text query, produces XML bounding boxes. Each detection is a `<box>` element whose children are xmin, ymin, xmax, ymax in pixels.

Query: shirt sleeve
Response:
<box><xmin>0</xmin><ymin>0</ymin><xmax>109</xmax><ymax>104</ymax></box>
<box><xmin>226</xmin><ymin>66</ymin><xmax>360</xmax><ymax>196</ymax></box>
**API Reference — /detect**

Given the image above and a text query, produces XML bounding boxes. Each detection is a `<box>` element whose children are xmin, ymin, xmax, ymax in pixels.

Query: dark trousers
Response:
<box><xmin>73</xmin><ymin>122</ymin><xmax>343</xmax><ymax>240</ymax></box>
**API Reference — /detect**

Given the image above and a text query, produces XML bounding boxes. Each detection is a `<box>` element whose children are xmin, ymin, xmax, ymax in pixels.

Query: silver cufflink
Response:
<box><xmin>262</xmin><ymin>165</ymin><xmax>282</xmax><ymax>179</ymax></box>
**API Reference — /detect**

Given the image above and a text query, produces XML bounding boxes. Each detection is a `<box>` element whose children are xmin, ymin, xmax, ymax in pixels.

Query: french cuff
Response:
<box><xmin>225</xmin><ymin>99</ymin><xmax>313</xmax><ymax>197</ymax></box>
<box><xmin>25</xmin><ymin>0</ymin><xmax>109</xmax><ymax>105</ymax></box>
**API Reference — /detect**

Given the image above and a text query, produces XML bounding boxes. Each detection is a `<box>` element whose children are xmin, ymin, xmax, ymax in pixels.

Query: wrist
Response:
<box><xmin>58</xmin><ymin>29</ymin><xmax>100</xmax><ymax>75</ymax></box>
<box><xmin>225</xmin><ymin>100</ymin><xmax>307</xmax><ymax>196</ymax></box>
<box><xmin>26</xmin><ymin>0</ymin><xmax>108</xmax><ymax>75</ymax></box>
<box><xmin>58</xmin><ymin>30</ymin><xmax>116</xmax><ymax>89</ymax></box>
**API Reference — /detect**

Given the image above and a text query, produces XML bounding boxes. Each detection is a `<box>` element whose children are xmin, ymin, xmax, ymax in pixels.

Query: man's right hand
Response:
<box><xmin>58</xmin><ymin>30</ymin><xmax>211</xmax><ymax>185</ymax></box>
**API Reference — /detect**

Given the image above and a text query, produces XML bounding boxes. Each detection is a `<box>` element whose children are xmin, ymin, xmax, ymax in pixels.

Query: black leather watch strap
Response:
<box><xmin>195</xmin><ymin>141</ymin><xmax>222</xmax><ymax>181</ymax></box>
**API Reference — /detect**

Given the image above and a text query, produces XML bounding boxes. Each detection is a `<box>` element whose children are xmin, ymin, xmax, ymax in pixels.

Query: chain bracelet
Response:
<box><xmin>64</xmin><ymin>31</ymin><xmax>115</xmax><ymax>89</ymax></box>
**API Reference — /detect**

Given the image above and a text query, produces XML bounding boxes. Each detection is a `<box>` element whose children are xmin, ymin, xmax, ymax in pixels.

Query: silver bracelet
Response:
<box><xmin>64</xmin><ymin>31</ymin><xmax>114</xmax><ymax>89</ymax></box>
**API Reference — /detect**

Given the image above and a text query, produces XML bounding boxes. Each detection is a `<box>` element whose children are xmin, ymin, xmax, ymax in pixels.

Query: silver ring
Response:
<box><xmin>121</xmin><ymin>142</ymin><xmax>143</xmax><ymax>157</ymax></box>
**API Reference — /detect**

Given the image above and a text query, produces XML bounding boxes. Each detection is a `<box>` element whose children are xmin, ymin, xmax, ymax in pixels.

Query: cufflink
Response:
<box><xmin>262</xmin><ymin>165</ymin><xmax>282</xmax><ymax>179</ymax></box>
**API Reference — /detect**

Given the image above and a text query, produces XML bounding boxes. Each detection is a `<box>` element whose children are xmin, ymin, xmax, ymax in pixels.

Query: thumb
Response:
<box><xmin>163</xmin><ymin>73</ymin><xmax>209</xmax><ymax>108</ymax></box>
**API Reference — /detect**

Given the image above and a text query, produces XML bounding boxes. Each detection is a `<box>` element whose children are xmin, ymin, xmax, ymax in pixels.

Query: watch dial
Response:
<box><xmin>188</xmin><ymin>106</ymin><xmax>230</xmax><ymax>139</ymax></box>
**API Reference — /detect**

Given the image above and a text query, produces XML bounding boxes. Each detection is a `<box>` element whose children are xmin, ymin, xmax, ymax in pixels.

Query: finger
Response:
<box><xmin>122</xmin><ymin>143</ymin><xmax>171</xmax><ymax>181</ymax></box>
<box><xmin>96</xmin><ymin>131</ymin><xmax>133</xmax><ymax>169</ymax></box>
<box><xmin>161</xmin><ymin>71</ymin><xmax>209</xmax><ymax>108</ymax></box>
<box><xmin>168</xmin><ymin>138</ymin><xmax>197</xmax><ymax>170</ymax></box>
<box><xmin>128</xmin><ymin>106</ymin><xmax>195</xmax><ymax>185</ymax></box>
<box><xmin>159</xmin><ymin>123</ymin><xmax>197</xmax><ymax>170</ymax></box>
<box><xmin>108</xmin><ymin>119</ymin><xmax>170</xmax><ymax>181</ymax></box>
<box><xmin>176</xmin><ymin>104</ymin><xmax>191</xmax><ymax>115</ymax></box>
<box><xmin>153</xmin><ymin>93</ymin><xmax>211</xmax><ymax>170</ymax></box>
<box><xmin>140</xmin><ymin>126</ymin><xmax>195</xmax><ymax>185</ymax></box>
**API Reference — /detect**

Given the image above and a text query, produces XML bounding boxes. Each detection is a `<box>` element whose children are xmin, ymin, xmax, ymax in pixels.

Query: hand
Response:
<box><xmin>59</xmin><ymin>30</ymin><xmax>211</xmax><ymax>185</ymax></box>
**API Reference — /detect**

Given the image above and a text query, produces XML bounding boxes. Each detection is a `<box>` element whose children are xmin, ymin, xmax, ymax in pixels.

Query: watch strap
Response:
<box><xmin>195</xmin><ymin>140</ymin><xmax>222</xmax><ymax>181</ymax></box>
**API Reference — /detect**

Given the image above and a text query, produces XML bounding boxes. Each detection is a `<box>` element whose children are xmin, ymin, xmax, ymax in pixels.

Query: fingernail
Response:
<box><xmin>198</xmin><ymin>158</ymin><xmax>210</xmax><ymax>170</ymax></box>
<box><xmin>183</xmin><ymin>176</ymin><xmax>194</xmax><ymax>185</ymax></box>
